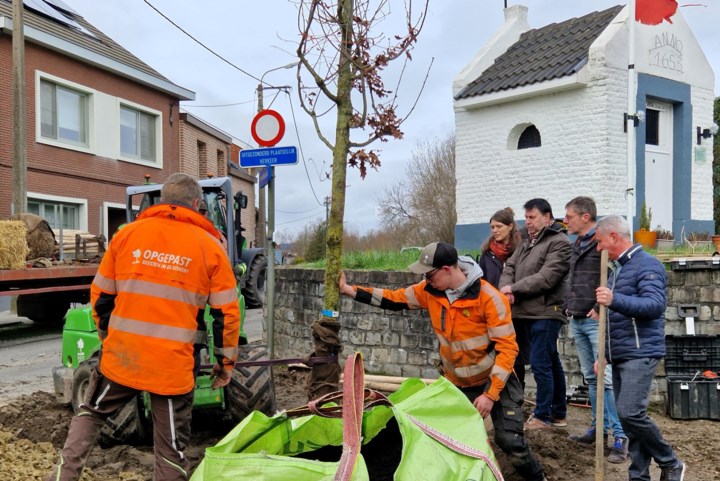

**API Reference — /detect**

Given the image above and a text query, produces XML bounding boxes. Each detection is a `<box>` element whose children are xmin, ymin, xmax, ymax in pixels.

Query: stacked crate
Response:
<box><xmin>665</xmin><ymin>335</ymin><xmax>720</xmax><ymax>420</ymax></box>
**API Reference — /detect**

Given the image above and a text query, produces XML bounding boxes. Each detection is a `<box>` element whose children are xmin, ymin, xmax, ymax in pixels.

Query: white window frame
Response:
<box><xmin>102</xmin><ymin>201</ymin><xmax>127</xmax><ymax>242</ymax></box>
<box><xmin>117</xmin><ymin>98</ymin><xmax>163</xmax><ymax>169</ymax></box>
<box><xmin>35</xmin><ymin>71</ymin><xmax>95</xmax><ymax>154</ymax></box>
<box><xmin>27</xmin><ymin>192</ymin><xmax>89</xmax><ymax>232</ymax></box>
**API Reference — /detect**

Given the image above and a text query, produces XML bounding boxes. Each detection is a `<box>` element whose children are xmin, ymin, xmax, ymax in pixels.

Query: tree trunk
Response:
<box><xmin>307</xmin><ymin>0</ymin><xmax>353</xmax><ymax>401</ymax></box>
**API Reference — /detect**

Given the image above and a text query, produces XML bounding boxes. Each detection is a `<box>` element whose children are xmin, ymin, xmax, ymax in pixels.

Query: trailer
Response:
<box><xmin>0</xmin><ymin>264</ymin><xmax>98</xmax><ymax>324</ymax></box>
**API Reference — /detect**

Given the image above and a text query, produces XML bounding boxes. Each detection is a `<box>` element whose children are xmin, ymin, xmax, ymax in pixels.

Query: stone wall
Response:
<box><xmin>273</xmin><ymin>266</ymin><xmax>720</xmax><ymax>402</ymax></box>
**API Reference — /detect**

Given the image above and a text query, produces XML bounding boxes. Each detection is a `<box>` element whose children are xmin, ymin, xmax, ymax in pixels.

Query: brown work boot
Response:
<box><xmin>524</xmin><ymin>415</ymin><xmax>551</xmax><ymax>431</ymax></box>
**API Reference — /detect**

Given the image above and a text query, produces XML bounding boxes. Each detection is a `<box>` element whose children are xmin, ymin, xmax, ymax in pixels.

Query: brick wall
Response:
<box><xmin>0</xmin><ymin>38</ymin><xmax>180</xmax><ymax>234</ymax></box>
<box><xmin>273</xmin><ymin>267</ymin><xmax>720</xmax><ymax>403</ymax></box>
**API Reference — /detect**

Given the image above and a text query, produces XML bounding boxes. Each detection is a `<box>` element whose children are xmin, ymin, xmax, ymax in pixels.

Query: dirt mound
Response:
<box><xmin>0</xmin><ymin>373</ymin><xmax>718</xmax><ymax>480</ymax></box>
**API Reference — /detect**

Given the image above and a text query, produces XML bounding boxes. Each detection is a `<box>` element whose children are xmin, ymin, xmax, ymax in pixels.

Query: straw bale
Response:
<box><xmin>11</xmin><ymin>213</ymin><xmax>56</xmax><ymax>259</ymax></box>
<box><xmin>0</xmin><ymin>221</ymin><xmax>30</xmax><ymax>269</ymax></box>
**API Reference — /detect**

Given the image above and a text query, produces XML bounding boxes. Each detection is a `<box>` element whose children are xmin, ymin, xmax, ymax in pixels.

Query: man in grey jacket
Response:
<box><xmin>499</xmin><ymin>198</ymin><xmax>571</xmax><ymax>430</ymax></box>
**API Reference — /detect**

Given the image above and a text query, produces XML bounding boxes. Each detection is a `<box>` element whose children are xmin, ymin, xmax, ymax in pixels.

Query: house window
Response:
<box><xmin>40</xmin><ymin>80</ymin><xmax>89</xmax><ymax>146</ymax></box>
<box><xmin>517</xmin><ymin>125</ymin><xmax>541</xmax><ymax>149</ymax></box>
<box><xmin>645</xmin><ymin>109</ymin><xmax>660</xmax><ymax>146</ymax></box>
<box><xmin>27</xmin><ymin>200</ymin><xmax>80</xmax><ymax>230</ymax></box>
<box><xmin>120</xmin><ymin>105</ymin><xmax>157</xmax><ymax>162</ymax></box>
<box><xmin>198</xmin><ymin>141</ymin><xmax>207</xmax><ymax>177</ymax></box>
<box><xmin>217</xmin><ymin>149</ymin><xmax>225</xmax><ymax>176</ymax></box>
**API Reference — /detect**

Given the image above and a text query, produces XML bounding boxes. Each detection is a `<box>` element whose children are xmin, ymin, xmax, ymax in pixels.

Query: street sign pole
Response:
<box><xmin>267</xmin><ymin>164</ymin><xmax>276</xmax><ymax>357</ymax></box>
<box><xmin>249</xmin><ymin>109</ymin><xmax>289</xmax><ymax>360</ymax></box>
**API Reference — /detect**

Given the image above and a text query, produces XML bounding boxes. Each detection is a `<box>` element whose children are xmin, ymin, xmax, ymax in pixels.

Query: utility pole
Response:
<box><xmin>324</xmin><ymin>196</ymin><xmax>331</xmax><ymax>226</ymax></box>
<box><xmin>257</xmin><ymin>60</ymin><xmax>298</xmax><ymax>359</ymax></box>
<box><xmin>12</xmin><ymin>0</ymin><xmax>26</xmax><ymax>215</ymax></box>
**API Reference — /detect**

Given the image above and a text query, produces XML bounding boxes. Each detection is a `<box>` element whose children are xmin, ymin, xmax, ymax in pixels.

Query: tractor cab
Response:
<box><xmin>125</xmin><ymin>177</ymin><xmax>248</xmax><ymax>267</ymax></box>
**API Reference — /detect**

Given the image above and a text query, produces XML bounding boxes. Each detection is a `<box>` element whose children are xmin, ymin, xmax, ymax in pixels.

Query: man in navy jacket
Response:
<box><xmin>595</xmin><ymin>215</ymin><xmax>685</xmax><ymax>481</ymax></box>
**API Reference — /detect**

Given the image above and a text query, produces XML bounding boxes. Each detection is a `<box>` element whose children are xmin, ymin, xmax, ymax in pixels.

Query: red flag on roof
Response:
<box><xmin>636</xmin><ymin>0</ymin><xmax>679</xmax><ymax>25</ymax></box>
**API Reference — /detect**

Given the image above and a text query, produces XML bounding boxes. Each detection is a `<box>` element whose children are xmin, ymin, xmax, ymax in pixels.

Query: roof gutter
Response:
<box><xmin>0</xmin><ymin>15</ymin><xmax>195</xmax><ymax>101</ymax></box>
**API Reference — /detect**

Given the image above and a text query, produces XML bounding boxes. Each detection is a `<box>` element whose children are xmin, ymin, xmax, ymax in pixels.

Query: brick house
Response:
<box><xmin>179</xmin><ymin>111</ymin><xmax>257</xmax><ymax>244</ymax></box>
<box><xmin>453</xmin><ymin>4</ymin><xmax>715</xmax><ymax>249</ymax></box>
<box><xmin>0</xmin><ymin>0</ymin><xmax>194</xmax><ymax>240</ymax></box>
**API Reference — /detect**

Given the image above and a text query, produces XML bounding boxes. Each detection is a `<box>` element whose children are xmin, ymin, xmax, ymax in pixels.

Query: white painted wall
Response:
<box><xmin>454</xmin><ymin>5</ymin><xmax>715</xmax><ymax>228</ymax></box>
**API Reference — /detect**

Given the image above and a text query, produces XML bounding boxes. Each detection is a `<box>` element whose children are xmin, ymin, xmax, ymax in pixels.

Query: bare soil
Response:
<box><xmin>0</xmin><ymin>367</ymin><xmax>717</xmax><ymax>481</ymax></box>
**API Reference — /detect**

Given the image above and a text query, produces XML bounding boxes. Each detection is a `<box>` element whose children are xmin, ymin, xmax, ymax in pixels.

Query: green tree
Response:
<box><xmin>305</xmin><ymin>223</ymin><xmax>328</xmax><ymax>262</ymax></box>
<box><xmin>296</xmin><ymin>0</ymin><xmax>429</xmax><ymax>398</ymax></box>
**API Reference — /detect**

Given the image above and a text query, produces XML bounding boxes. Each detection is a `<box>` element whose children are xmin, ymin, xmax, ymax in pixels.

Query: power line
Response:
<box><xmin>186</xmin><ymin>99</ymin><xmax>255</xmax><ymax>108</ymax></box>
<box><xmin>143</xmin><ymin>0</ymin><xmax>262</xmax><ymax>83</ymax></box>
<box><xmin>286</xmin><ymin>90</ymin><xmax>324</xmax><ymax>206</ymax></box>
<box><xmin>277</xmin><ymin>206</ymin><xmax>324</xmax><ymax>215</ymax></box>
<box><xmin>276</xmin><ymin>212</ymin><xmax>325</xmax><ymax>226</ymax></box>
<box><xmin>179</xmin><ymin>105</ymin><xmax>255</xmax><ymax>148</ymax></box>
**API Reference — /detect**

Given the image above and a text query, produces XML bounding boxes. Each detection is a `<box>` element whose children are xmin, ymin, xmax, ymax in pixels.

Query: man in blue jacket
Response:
<box><xmin>595</xmin><ymin>215</ymin><xmax>685</xmax><ymax>481</ymax></box>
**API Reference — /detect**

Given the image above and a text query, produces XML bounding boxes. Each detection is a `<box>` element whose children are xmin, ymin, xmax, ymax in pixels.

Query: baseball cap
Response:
<box><xmin>408</xmin><ymin>242</ymin><xmax>459</xmax><ymax>274</ymax></box>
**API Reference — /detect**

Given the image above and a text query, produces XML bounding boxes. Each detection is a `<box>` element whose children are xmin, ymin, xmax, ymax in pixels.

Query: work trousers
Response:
<box><xmin>613</xmin><ymin>358</ymin><xmax>679</xmax><ymax>481</ymax></box>
<box><xmin>460</xmin><ymin>374</ymin><xmax>545</xmax><ymax>481</ymax></box>
<box><xmin>46</xmin><ymin>367</ymin><xmax>194</xmax><ymax>481</ymax></box>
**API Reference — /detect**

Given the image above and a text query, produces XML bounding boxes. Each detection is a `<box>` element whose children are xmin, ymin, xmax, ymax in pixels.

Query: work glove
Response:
<box><xmin>210</xmin><ymin>363</ymin><xmax>231</xmax><ymax>389</ymax></box>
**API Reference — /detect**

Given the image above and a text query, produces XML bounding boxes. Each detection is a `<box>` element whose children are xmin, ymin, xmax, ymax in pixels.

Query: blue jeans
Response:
<box><xmin>613</xmin><ymin>358</ymin><xmax>680</xmax><ymax>481</ymax></box>
<box><xmin>529</xmin><ymin>319</ymin><xmax>566</xmax><ymax>423</ymax></box>
<box><xmin>570</xmin><ymin>317</ymin><xmax>625</xmax><ymax>437</ymax></box>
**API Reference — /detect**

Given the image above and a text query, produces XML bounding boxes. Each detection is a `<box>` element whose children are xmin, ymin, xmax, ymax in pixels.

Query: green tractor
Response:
<box><xmin>52</xmin><ymin>176</ymin><xmax>276</xmax><ymax>446</ymax></box>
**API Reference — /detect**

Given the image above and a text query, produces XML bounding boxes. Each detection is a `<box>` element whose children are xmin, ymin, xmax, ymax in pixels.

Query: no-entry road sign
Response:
<box><xmin>251</xmin><ymin>109</ymin><xmax>285</xmax><ymax>147</ymax></box>
<box><xmin>239</xmin><ymin>146</ymin><xmax>298</xmax><ymax>168</ymax></box>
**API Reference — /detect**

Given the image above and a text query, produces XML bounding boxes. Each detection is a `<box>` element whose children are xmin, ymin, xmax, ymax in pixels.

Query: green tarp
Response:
<box><xmin>191</xmin><ymin>376</ymin><xmax>503</xmax><ymax>481</ymax></box>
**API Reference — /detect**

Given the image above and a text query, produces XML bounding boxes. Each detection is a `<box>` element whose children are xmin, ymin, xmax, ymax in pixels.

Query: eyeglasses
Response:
<box><xmin>423</xmin><ymin>268</ymin><xmax>440</xmax><ymax>282</ymax></box>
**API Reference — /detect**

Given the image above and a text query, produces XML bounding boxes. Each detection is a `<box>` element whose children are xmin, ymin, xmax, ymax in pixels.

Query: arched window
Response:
<box><xmin>517</xmin><ymin>125</ymin><xmax>541</xmax><ymax>149</ymax></box>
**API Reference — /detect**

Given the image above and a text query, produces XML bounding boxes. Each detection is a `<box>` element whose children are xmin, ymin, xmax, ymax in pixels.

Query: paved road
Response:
<box><xmin>0</xmin><ymin>307</ymin><xmax>266</xmax><ymax>406</ymax></box>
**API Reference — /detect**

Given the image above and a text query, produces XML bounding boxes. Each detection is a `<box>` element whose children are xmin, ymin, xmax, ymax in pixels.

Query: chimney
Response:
<box><xmin>504</xmin><ymin>4</ymin><xmax>528</xmax><ymax>23</ymax></box>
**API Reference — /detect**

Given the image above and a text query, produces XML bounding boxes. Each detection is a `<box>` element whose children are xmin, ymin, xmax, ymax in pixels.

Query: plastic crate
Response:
<box><xmin>664</xmin><ymin>335</ymin><xmax>720</xmax><ymax>420</ymax></box>
<box><xmin>666</xmin><ymin>377</ymin><xmax>720</xmax><ymax>420</ymax></box>
<box><xmin>665</xmin><ymin>335</ymin><xmax>720</xmax><ymax>375</ymax></box>
<box><xmin>668</xmin><ymin>257</ymin><xmax>720</xmax><ymax>271</ymax></box>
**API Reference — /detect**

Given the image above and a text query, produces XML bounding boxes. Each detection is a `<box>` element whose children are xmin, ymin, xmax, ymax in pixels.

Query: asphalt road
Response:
<box><xmin>0</xmin><ymin>307</ymin><xmax>265</xmax><ymax>406</ymax></box>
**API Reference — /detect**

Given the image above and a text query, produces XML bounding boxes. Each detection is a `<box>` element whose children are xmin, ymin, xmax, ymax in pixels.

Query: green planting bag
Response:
<box><xmin>191</xmin><ymin>353</ymin><xmax>503</xmax><ymax>481</ymax></box>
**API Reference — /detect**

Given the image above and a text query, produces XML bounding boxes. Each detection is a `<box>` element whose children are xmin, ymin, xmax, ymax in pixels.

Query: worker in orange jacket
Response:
<box><xmin>47</xmin><ymin>173</ymin><xmax>240</xmax><ymax>481</ymax></box>
<box><xmin>339</xmin><ymin>242</ymin><xmax>545</xmax><ymax>481</ymax></box>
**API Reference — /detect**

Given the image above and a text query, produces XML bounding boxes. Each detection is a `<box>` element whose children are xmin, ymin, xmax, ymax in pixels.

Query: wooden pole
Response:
<box><xmin>12</xmin><ymin>0</ymin><xmax>27</xmax><ymax>215</ymax></box>
<box><xmin>595</xmin><ymin>249</ymin><xmax>609</xmax><ymax>481</ymax></box>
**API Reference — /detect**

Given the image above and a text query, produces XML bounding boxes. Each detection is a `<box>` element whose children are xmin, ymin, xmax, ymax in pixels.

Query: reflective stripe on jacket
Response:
<box><xmin>91</xmin><ymin>203</ymin><xmax>240</xmax><ymax>395</ymax></box>
<box><xmin>352</xmin><ymin>277</ymin><xmax>517</xmax><ymax>401</ymax></box>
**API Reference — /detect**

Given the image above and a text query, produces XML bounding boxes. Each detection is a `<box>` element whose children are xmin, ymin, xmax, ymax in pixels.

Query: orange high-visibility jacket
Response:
<box><xmin>352</xmin><ymin>278</ymin><xmax>517</xmax><ymax>401</ymax></box>
<box><xmin>91</xmin><ymin>203</ymin><xmax>240</xmax><ymax>395</ymax></box>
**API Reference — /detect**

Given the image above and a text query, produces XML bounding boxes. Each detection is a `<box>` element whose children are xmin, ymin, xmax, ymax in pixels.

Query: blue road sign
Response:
<box><xmin>239</xmin><ymin>146</ymin><xmax>298</xmax><ymax>168</ymax></box>
<box><xmin>259</xmin><ymin>166</ymin><xmax>271</xmax><ymax>189</ymax></box>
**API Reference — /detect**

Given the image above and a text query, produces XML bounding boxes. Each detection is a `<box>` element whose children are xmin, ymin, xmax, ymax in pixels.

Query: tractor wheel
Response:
<box><xmin>17</xmin><ymin>294</ymin><xmax>70</xmax><ymax>325</ymax></box>
<box><xmin>71</xmin><ymin>359</ymin><xmax>98</xmax><ymax>413</ymax></box>
<box><xmin>225</xmin><ymin>344</ymin><xmax>277</xmax><ymax>422</ymax></box>
<box><xmin>98</xmin><ymin>396</ymin><xmax>150</xmax><ymax>447</ymax></box>
<box><xmin>72</xmin><ymin>359</ymin><xmax>150</xmax><ymax>447</ymax></box>
<box><xmin>242</xmin><ymin>254</ymin><xmax>267</xmax><ymax>308</ymax></box>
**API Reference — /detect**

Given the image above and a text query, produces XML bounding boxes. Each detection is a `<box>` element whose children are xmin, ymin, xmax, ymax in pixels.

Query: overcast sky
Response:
<box><xmin>65</xmin><ymin>0</ymin><xmax>719</xmax><ymax>240</ymax></box>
